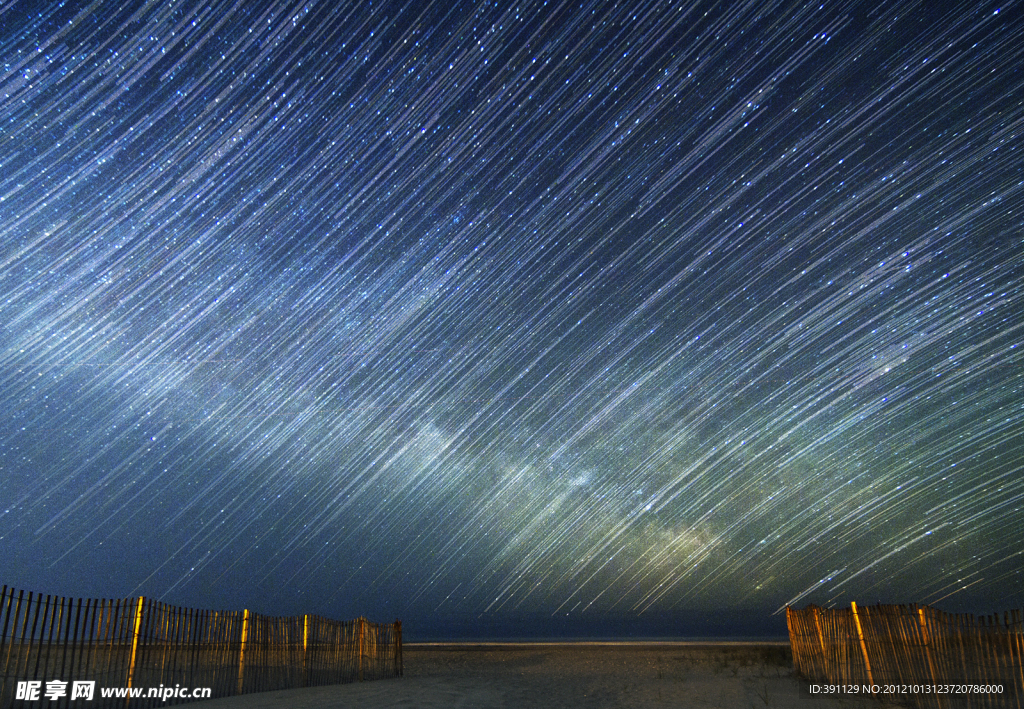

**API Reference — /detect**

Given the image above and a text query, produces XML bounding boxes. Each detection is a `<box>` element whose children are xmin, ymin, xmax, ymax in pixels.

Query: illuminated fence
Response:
<box><xmin>787</xmin><ymin>602</ymin><xmax>1023</xmax><ymax>709</ymax></box>
<box><xmin>0</xmin><ymin>585</ymin><xmax>402</xmax><ymax>708</ymax></box>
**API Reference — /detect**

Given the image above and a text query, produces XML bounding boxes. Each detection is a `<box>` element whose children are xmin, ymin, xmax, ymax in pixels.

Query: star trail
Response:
<box><xmin>1</xmin><ymin>0</ymin><xmax>1022</xmax><ymax>638</ymax></box>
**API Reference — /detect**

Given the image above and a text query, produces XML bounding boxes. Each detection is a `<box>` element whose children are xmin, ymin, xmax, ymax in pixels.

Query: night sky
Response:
<box><xmin>1</xmin><ymin>0</ymin><xmax>1022</xmax><ymax>640</ymax></box>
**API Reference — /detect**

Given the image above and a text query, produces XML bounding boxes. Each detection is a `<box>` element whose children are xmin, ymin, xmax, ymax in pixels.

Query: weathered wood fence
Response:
<box><xmin>787</xmin><ymin>602</ymin><xmax>1023</xmax><ymax>708</ymax></box>
<box><xmin>0</xmin><ymin>585</ymin><xmax>402</xmax><ymax>708</ymax></box>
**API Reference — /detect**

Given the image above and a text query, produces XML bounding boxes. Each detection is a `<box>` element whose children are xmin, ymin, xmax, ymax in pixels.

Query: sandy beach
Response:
<box><xmin>192</xmin><ymin>642</ymin><xmax>906</xmax><ymax>708</ymax></box>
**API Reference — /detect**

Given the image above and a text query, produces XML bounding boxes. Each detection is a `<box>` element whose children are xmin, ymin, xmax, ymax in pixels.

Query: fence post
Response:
<box><xmin>126</xmin><ymin>597</ymin><xmax>145</xmax><ymax>689</ymax></box>
<box><xmin>850</xmin><ymin>602</ymin><xmax>874</xmax><ymax>686</ymax></box>
<box><xmin>1011</xmin><ymin>609</ymin><xmax>1024</xmax><ymax>706</ymax></box>
<box><xmin>812</xmin><ymin>607</ymin><xmax>829</xmax><ymax>682</ymax></box>
<box><xmin>358</xmin><ymin>617</ymin><xmax>365</xmax><ymax>682</ymax></box>
<box><xmin>303</xmin><ymin>614</ymin><xmax>309</xmax><ymax>686</ymax></box>
<box><xmin>917</xmin><ymin>608</ymin><xmax>946</xmax><ymax>709</ymax></box>
<box><xmin>394</xmin><ymin>620</ymin><xmax>402</xmax><ymax>677</ymax></box>
<box><xmin>786</xmin><ymin>607</ymin><xmax>800</xmax><ymax>675</ymax></box>
<box><xmin>237</xmin><ymin>609</ymin><xmax>249</xmax><ymax>695</ymax></box>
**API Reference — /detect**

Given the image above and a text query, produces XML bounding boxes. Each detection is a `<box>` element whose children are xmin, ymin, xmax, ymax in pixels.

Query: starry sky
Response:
<box><xmin>1</xmin><ymin>0</ymin><xmax>1022</xmax><ymax>640</ymax></box>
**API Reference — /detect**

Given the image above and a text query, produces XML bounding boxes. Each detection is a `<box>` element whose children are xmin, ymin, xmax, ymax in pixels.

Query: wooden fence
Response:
<box><xmin>787</xmin><ymin>602</ymin><xmax>1023</xmax><ymax>708</ymax></box>
<box><xmin>0</xmin><ymin>585</ymin><xmax>402</xmax><ymax>708</ymax></box>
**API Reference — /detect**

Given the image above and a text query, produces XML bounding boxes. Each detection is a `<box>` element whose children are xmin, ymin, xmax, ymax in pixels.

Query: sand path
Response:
<box><xmin>194</xmin><ymin>643</ymin><xmax>905</xmax><ymax>708</ymax></box>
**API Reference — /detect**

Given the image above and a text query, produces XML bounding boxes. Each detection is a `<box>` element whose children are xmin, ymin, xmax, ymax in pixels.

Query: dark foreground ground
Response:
<box><xmin>192</xmin><ymin>642</ymin><xmax>910</xmax><ymax>708</ymax></box>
